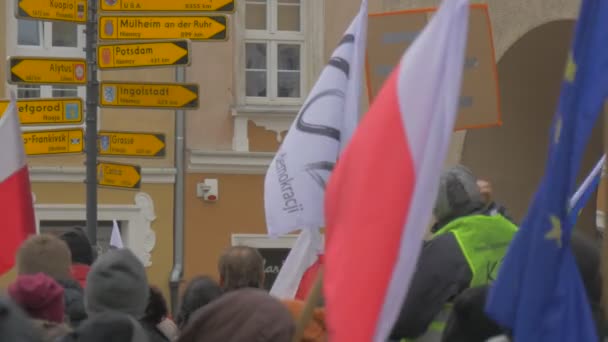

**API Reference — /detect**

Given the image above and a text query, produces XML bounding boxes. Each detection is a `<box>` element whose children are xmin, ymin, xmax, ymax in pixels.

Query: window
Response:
<box><xmin>52</xmin><ymin>85</ymin><xmax>79</xmax><ymax>98</ymax></box>
<box><xmin>17</xmin><ymin>85</ymin><xmax>41</xmax><ymax>99</ymax></box>
<box><xmin>244</xmin><ymin>0</ymin><xmax>304</xmax><ymax>103</ymax></box>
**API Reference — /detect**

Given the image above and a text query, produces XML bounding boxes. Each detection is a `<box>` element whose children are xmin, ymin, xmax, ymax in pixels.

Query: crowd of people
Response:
<box><xmin>0</xmin><ymin>165</ymin><xmax>603</xmax><ymax>342</ymax></box>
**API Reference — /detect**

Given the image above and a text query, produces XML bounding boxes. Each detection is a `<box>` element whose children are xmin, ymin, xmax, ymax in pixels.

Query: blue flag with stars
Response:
<box><xmin>485</xmin><ymin>1</ymin><xmax>608</xmax><ymax>340</ymax></box>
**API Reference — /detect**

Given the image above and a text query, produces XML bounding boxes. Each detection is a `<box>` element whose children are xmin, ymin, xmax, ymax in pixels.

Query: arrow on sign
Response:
<box><xmin>22</xmin><ymin>129</ymin><xmax>84</xmax><ymax>156</ymax></box>
<box><xmin>99</xmin><ymin>82</ymin><xmax>199</xmax><ymax>109</ymax></box>
<box><xmin>99</xmin><ymin>16</ymin><xmax>227</xmax><ymax>41</ymax></box>
<box><xmin>17</xmin><ymin>0</ymin><xmax>87</xmax><ymax>23</ymax></box>
<box><xmin>8</xmin><ymin>57</ymin><xmax>87</xmax><ymax>85</ymax></box>
<box><xmin>97</xmin><ymin>162</ymin><xmax>141</xmax><ymax>190</ymax></box>
<box><xmin>0</xmin><ymin>98</ymin><xmax>83</xmax><ymax>125</ymax></box>
<box><xmin>99</xmin><ymin>0</ymin><xmax>234</xmax><ymax>12</ymax></box>
<box><xmin>98</xmin><ymin>40</ymin><xmax>190</xmax><ymax>70</ymax></box>
<box><xmin>98</xmin><ymin>131</ymin><xmax>166</xmax><ymax>157</ymax></box>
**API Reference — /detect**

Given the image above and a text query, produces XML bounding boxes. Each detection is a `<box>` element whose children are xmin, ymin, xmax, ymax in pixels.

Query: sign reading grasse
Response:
<box><xmin>16</xmin><ymin>0</ymin><xmax>87</xmax><ymax>23</ymax></box>
<box><xmin>99</xmin><ymin>82</ymin><xmax>199</xmax><ymax>109</ymax></box>
<box><xmin>366</xmin><ymin>4</ymin><xmax>501</xmax><ymax>130</ymax></box>
<box><xmin>8</xmin><ymin>57</ymin><xmax>87</xmax><ymax>85</ymax></box>
<box><xmin>99</xmin><ymin>16</ymin><xmax>227</xmax><ymax>41</ymax></box>
<box><xmin>98</xmin><ymin>131</ymin><xmax>166</xmax><ymax>157</ymax></box>
<box><xmin>97</xmin><ymin>161</ymin><xmax>141</xmax><ymax>190</ymax></box>
<box><xmin>0</xmin><ymin>98</ymin><xmax>83</xmax><ymax>125</ymax></box>
<box><xmin>97</xmin><ymin>40</ymin><xmax>190</xmax><ymax>70</ymax></box>
<box><xmin>23</xmin><ymin>128</ymin><xmax>84</xmax><ymax>155</ymax></box>
<box><xmin>99</xmin><ymin>0</ymin><xmax>234</xmax><ymax>12</ymax></box>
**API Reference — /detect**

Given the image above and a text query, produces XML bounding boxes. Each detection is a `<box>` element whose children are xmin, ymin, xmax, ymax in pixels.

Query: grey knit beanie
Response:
<box><xmin>433</xmin><ymin>165</ymin><xmax>483</xmax><ymax>222</ymax></box>
<box><xmin>85</xmin><ymin>249</ymin><xmax>149</xmax><ymax>319</ymax></box>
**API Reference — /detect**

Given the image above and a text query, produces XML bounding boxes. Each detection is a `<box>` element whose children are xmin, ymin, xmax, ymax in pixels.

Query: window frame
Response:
<box><xmin>239</xmin><ymin>0</ymin><xmax>311</xmax><ymax>106</ymax></box>
<box><xmin>6</xmin><ymin>0</ymin><xmax>88</xmax><ymax>130</ymax></box>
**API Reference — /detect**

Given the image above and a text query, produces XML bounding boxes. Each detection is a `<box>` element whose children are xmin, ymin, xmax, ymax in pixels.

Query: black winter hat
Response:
<box><xmin>60</xmin><ymin>228</ymin><xmax>94</xmax><ymax>266</ymax></box>
<box><xmin>61</xmin><ymin>312</ymin><xmax>148</xmax><ymax>342</ymax></box>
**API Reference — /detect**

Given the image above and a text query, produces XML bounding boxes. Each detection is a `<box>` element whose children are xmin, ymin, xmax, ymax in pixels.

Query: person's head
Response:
<box><xmin>85</xmin><ymin>249</ymin><xmax>149</xmax><ymax>319</ymax></box>
<box><xmin>176</xmin><ymin>276</ymin><xmax>222</xmax><ymax>329</ymax></box>
<box><xmin>142</xmin><ymin>286</ymin><xmax>168</xmax><ymax>326</ymax></box>
<box><xmin>218</xmin><ymin>246</ymin><xmax>265</xmax><ymax>291</ymax></box>
<box><xmin>60</xmin><ymin>228</ymin><xmax>94</xmax><ymax>266</ymax></box>
<box><xmin>477</xmin><ymin>179</ymin><xmax>493</xmax><ymax>204</ymax></box>
<box><xmin>8</xmin><ymin>273</ymin><xmax>65</xmax><ymax>324</ymax></box>
<box><xmin>178</xmin><ymin>288</ymin><xmax>294</xmax><ymax>342</ymax></box>
<box><xmin>17</xmin><ymin>234</ymin><xmax>72</xmax><ymax>281</ymax></box>
<box><xmin>61</xmin><ymin>312</ymin><xmax>148</xmax><ymax>342</ymax></box>
<box><xmin>0</xmin><ymin>296</ymin><xmax>44</xmax><ymax>342</ymax></box>
<box><xmin>282</xmin><ymin>299</ymin><xmax>326</xmax><ymax>342</ymax></box>
<box><xmin>434</xmin><ymin>165</ymin><xmax>484</xmax><ymax>224</ymax></box>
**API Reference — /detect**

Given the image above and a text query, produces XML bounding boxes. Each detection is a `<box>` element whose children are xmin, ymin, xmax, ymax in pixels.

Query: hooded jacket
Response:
<box><xmin>59</xmin><ymin>312</ymin><xmax>148</xmax><ymax>342</ymax></box>
<box><xmin>0</xmin><ymin>297</ymin><xmax>45</xmax><ymax>342</ymax></box>
<box><xmin>178</xmin><ymin>288</ymin><xmax>295</xmax><ymax>342</ymax></box>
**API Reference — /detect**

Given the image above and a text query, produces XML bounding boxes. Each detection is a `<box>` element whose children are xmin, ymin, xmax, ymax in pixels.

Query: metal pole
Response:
<box><xmin>85</xmin><ymin>0</ymin><xmax>99</xmax><ymax>249</ymax></box>
<box><xmin>170</xmin><ymin>65</ymin><xmax>186</xmax><ymax>315</ymax></box>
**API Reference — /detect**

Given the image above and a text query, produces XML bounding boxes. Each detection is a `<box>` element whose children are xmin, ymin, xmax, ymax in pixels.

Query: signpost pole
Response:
<box><xmin>85</xmin><ymin>0</ymin><xmax>99</xmax><ymax>249</ymax></box>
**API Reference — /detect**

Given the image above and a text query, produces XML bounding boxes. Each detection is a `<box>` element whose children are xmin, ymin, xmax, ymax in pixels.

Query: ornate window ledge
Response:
<box><xmin>231</xmin><ymin>106</ymin><xmax>299</xmax><ymax>152</ymax></box>
<box><xmin>33</xmin><ymin>192</ymin><xmax>157</xmax><ymax>267</ymax></box>
<box><xmin>189</xmin><ymin>150</ymin><xmax>275</xmax><ymax>175</ymax></box>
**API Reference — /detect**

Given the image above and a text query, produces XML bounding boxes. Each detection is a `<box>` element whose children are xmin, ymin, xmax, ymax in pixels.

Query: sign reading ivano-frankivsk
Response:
<box><xmin>16</xmin><ymin>0</ymin><xmax>87</xmax><ymax>23</ymax></box>
<box><xmin>8</xmin><ymin>57</ymin><xmax>87</xmax><ymax>85</ymax></box>
<box><xmin>97</xmin><ymin>161</ymin><xmax>141</xmax><ymax>190</ymax></box>
<box><xmin>98</xmin><ymin>131</ymin><xmax>166</xmax><ymax>158</ymax></box>
<box><xmin>98</xmin><ymin>16</ymin><xmax>227</xmax><ymax>41</ymax></box>
<box><xmin>23</xmin><ymin>128</ymin><xmax>84</xmax><ymax>156</ymax></box>
<box><xmin>97</xmin><ymin>40</ymin><xmax>191</xmax><ymax>70</ymax></box>
<box><xmin>0</xmin><ymin>98</ymin><xmax>83</xmax><ymax>125</ymax></box>
<box><xmin>99</xmin><ymin>0</ymin><xmax>235</xmax><ymax>12</ymax></box>
<box><xmin>99</xmin><ymin>82</ymin><xmax>199</xmax><ymax>109</ymax></box>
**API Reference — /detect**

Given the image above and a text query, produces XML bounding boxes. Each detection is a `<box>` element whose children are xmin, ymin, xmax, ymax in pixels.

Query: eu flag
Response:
<box><xmin>485</xmin><ymin>0</ymin><xmax>608</xmax><ymax>341</ymax></box>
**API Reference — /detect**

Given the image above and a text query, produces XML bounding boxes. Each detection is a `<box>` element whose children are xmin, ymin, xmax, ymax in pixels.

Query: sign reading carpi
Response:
<box><xmin>97</xmin><ymin>40</ymin><xmax>190</xmax><ymax>70</ymax></box>
<box><xmin>98</xmin><ymin>16</ymin><xmax>227</xmax><ymax>41</ymax></box>
<box><xmin>16</xmin><ymin>0</ymin><xmax>87</xmax><ymax>23</ymax></box>
<box><xmin>97</xmin><ymin>161</ymin><xmax>141</xmax><ymax>190</ymax></box>
<box><xmin>99</xmin><ymin>82</ymin><xmax>199</xmax><ymax>109</ymax></box>
<box><xmin>8</xmin><ymin>57</ymin><xmax>87</xmax><ymax>85</ymax></box>
<box><xmin>99</xmin><ymin>0</ymin><xmax>234</xmax><ymax>12</ymax></box>
<box><xmin>0</xmin><ymin>98</ymin><xmax>83</xmax><ymax>125</ymax></box>
<box><xmin>366</xmin><ymin>4</ymin><xmax>501</xmax><ymax>130</ymax></box>
<box><xmin>98</xmin><ymin>131</ymin><xmax>166</xmax><ymax>157</ymax></box>
<box><xmin>23</xmin><ymin>128</ymin><xmax>84</xmax><ymax>155</ymax></box>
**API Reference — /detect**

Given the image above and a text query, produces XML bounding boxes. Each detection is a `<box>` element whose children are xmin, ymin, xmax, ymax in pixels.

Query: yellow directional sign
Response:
<box><xmin>98</xmin><ymin>40</ymin><xmax>190</xmax><ymax>70</ymax></box>
<box><xmin>98</xmin><ymin>131</ymin><xmax>166</xmax><ymax>157</ymax></box>
<box><xmin>8</xmin><ymin>57</ymin><xmax>87</xmax><ymax>85</ymax></box>
<box><xmin>16</xmin><ymin>0</ymin><xmax>87</xmax><ymax>23</ymax></box>
<box><xmin>99</xmin><ymin>82</ymin><xmax>199</xmax><ymax>109</ymax></box>
<box><xmin>0</xmin><ymin>98</ymin><xmax>83</xmax><ymax>125</ymax></box>
<box><xmin>99</xmin><ymin>16</ymin><xmax>227</xmax><ymax>41</ymax></box>
<box><xmin>23</xmin><ymin>128</ymin><xmax>84</xmax><ymax>155</ymax></box>
<box><xmin>99</xmin><ymin>0</ymin><xmax>234</xmax><ymax>12</ymax></box>
<box><xmin>97</xmin><ymin>161</ymin><xmax>141</xmax><ymax>190</ymax></box>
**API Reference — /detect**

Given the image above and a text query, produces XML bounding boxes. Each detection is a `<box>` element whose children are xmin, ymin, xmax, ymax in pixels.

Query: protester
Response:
<box><xmin>441</xmin><ymin>231</ymin><xmax>604</xmax><ymax>341</ymax></box>
<box><xmin>60</xmin><ymin>228</ymin><xmax>94</xmax><ymax>289</ymax></box>
<box><xmin>177</xmin><ymin>288</ymin><xmax>294</xmax><ymax>342</ymax></box>
<box><xmin>0</xmin><ymin>296</ymin><xmax>45</xmax><ymax>342</ymax></box>
<box><xmin>60</xmin><ymin>312</ymin><xmax>149</xmax><ymax>342</ymax></box>
<box><xmin>85</xmin><ymin>249</ymin><xmax>149</xmax><ymax>318</ymax></box>
<box><xmin>217</xmin><ymin>246</ymin><xmax>265</xmax><ymax>292</ymax></box>
<box><xmin>282</xmin><ymin>299</ymin><xmax>326</xmax><ymax>342</ymax></box>
<box><xmin>477</xmin><ymin>179</ymin><xmax>514</xmax><ymax>223</ymax></box>
<box><xmin>141</xmin><ymin>286</ymin><xmax>173</xmax><ymax>342</ymax></box>
<box><xmin>175</xmin><ymin>276</ymin><xmax>222</xmax><ymax>330</ymax></box>
<box><xmin>16</xmin><ymin>234</ymin><xmax>87</xmax><ymax>327</ymax></box>
<box><xmin>390</xmin><ymin>165</ymin><xmax>518</xmax><ymax>340</ymax></box>
<box><xmin>8</xmin><ymin>273</ymin><xmax>72</xmax><ymax>341</ymax></box>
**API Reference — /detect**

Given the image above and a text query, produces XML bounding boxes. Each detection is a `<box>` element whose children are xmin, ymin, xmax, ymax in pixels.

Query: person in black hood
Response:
<box><xmin>390</xmin><ymin>165</ymin><xmax>517</xmax><ymax>341</ymax></box>
<box><xmin>16</xmin><ymin>234</ymin><xmax>87</xmax><ymax>327</ymax></box>
<box><xmin>0</xmin><ymin>296</ymin><xmax>45</xmax><ymax>342</ymax></box>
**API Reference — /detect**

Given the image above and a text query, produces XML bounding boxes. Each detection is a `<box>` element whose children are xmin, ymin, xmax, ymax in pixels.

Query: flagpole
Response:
<box><xmin>601</xmin><ymin>112</ymin><xmax>608</xmax><ymax>318</ymax></box>
<box><xmin>292</xmin><ymin>269</ymin><xmax>323</xmax><ymax>342</ymax></box>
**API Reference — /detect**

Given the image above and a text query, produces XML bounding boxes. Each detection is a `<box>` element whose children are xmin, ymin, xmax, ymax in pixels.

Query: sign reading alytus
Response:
<box><xmin>8</xmin><ymin>57</ymin><xmax>86</xmax><ymax>85</ymax></box>
<box><xmin>99</xmin><ymin>16</ymin><xmax>227</xmax><ymax>41</ymax></box>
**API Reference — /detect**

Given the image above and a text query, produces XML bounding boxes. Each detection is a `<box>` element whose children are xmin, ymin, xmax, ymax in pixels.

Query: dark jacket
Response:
<box><xmin>56</xmin><ymin>279</ymin><xmax>87</xmax><ymax>327</ymax></box>
<box><xmin>140</xmin><ymin>320</ymin><xmax>169</xmax><ymax>342</ymax></box>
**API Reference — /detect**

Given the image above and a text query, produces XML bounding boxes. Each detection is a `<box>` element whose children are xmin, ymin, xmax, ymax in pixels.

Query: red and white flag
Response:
<box><xmin>0</xmin><ymin>94</ymin><xmax>36</xmax><ymax>275</ymax></box>
<box><xmin>323</xmin><ymin>0</ymin><xmax>470</xmax><ymax>340</ymax></box>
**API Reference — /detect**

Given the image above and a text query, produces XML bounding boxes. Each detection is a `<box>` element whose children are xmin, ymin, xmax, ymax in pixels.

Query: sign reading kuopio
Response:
<box><xmin>366</xmin><ymin>4</ymin><xmax>501</xmax><ymax>130</ymax></box>
<box><xmin>16</xmin><ymin>0</ymin><xmax>87</xmax><ymax>23</ymax></box>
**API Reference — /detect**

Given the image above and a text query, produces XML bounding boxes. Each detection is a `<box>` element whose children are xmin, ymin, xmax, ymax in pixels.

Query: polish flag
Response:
<box><xmin>323</xmin><ymin>0</ymin><xmax>470</xmax><ymax>341</ymax></box>
<box><xmin>0</xmin><ymin>94</ymin><xmax>36</xmax><ymax>275</ymax></box>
